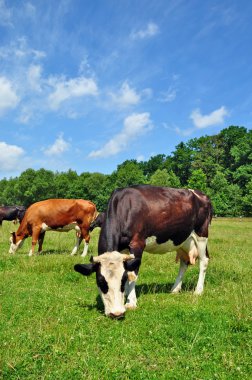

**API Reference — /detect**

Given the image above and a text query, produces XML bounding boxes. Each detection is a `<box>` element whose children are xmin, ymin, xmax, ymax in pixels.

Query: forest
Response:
<box><xmin>0</xmin><ymin>125</ymin><xmax>251</xmax><ymax>216</ymax></box>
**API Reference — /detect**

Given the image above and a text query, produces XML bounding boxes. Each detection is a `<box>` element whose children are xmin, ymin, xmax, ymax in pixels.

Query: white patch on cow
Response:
<box><xmin>189</xmin><ymin>188</ymin><xmax>201</xmax><ymax>199</ymax></box>
<box><xmin>41</xmin><ymin>222</ymin><xmax>80</xmax><ymax>232</ymax></box>
<box><xmin>9</xmin><ymin>238</ymin><xmax>24</xmax><ymax>254</ymax></box>
<box><xmin>194</xmin><ymin>236</ymin><xmax>208</xmax><ymax>295</ymax></box>
<box><xmin>81</xmin><ymin>242</ymin><xmax>89</xmax><ymax>257</ymax></box>
<box><xmin>145</xmin><ymin>232</ymin><xmax>199</xmax><ymax>254</ymax></box>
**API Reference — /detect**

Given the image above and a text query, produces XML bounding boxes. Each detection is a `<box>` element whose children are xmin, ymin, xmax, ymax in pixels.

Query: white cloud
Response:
<box><xmin>44</xmin><ymin>135</ymin><xmax>70</xmax><ymax>156</ymax></box>
<box><xmin>159</xmin><ymin>87</ymin><xmax>177</xmax><ymax>103</ymax></box>
<box><xmin>0</xmin><ymin>37</ymin><xmax>46</xmax><ymax>61</ymax></box>
<box><xmin>190</xmin><ymin>106</ymin><xmax>229</xmax><ymax>129</ymax></box>
<box><xmin>130</xmin><ymin>22</ymin><xmax>159</xmax><ymax>40</ymax></box>
<box><xmin>109</xmin><ymin>81</ymin><xmax>141</xmax><ymax>107</ymax></box>
<box><xmin>0</xmin><ymin>141</ymin><xmax>25</xmax><ymax>171</ymax></box>
<box><xmin>48</xmin><ymin>76</ymin><xmax>98</xmax><ymax>110</ymax></box>
<box><xmin>89</xmin><ymin>112</ymin><xmax>152</xmax><ymax>158</ymax></box>
<box><xmin>27</xmin><ymin>64</ymin><xmax>42</xmax><ymax>92</ymax></box>
<box><xmin>0</xmin><ymin>76</ymin><xmax>20</xmax><ymax>114</ymax></box>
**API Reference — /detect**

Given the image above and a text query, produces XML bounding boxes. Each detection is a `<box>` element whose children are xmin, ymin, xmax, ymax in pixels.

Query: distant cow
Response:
<box><xmin>9</xmin><ymin>199</ymin><xmax>97</xmax><ymax>256</ymax></box>
<box><xmin>0</xmin><ymin>206</ymin><xmax>26</xmax><ymax>226</ymax></box>
<box><xmin>74</xmin><ymin>185</ymin><xmax>213</xmax><ymax>318</ymax></box>
<box><xmin>89</xmin><ymin>212</ymin><xmax>105</xmax><ymax>232</ymax></box>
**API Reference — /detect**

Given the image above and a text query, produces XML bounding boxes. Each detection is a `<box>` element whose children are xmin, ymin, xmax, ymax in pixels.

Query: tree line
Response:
<box><xmin>0</xmin><ymin>126</ymin><xmax>251</xmax><ymax>216</ymax></box>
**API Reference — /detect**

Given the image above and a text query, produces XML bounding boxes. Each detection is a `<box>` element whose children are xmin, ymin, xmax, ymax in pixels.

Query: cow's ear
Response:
<box><xmin>124</xmin><ymin>258</ymin><xmax>141</xmax><ymax>272</ymax></box>
<box><xmin>74</xmin><ymin>263</ymin><xmax>97</xmax><ymax>276</ymax></box>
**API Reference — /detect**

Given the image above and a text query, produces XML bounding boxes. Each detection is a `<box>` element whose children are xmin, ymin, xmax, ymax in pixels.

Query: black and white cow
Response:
<box><xmin>74</xmin><ymin>185</ymin><xmax>213</xmax><ymax>318</ymax></box>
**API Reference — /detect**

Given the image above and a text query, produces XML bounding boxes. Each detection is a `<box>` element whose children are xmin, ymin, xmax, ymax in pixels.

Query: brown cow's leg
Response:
<box><xmin>38</xmin><ymin>231</ymin><xmax>45</xmax><ymax>254</ymax></box>
<box><xmin>79</xmin><ymin>226</ymin><xmax>90</xmax><ymax>257</ymax></box>
<box><xmin>29</xmin><ymin>227</ymin><xmax>41</xmax><ymax>256</ymax></box>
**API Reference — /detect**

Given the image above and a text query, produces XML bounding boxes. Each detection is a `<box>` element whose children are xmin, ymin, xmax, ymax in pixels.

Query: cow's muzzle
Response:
<box><xmin>108</xmin><ymin>312</ymin><xmax>125</xmax><ymax>320</ymax></box>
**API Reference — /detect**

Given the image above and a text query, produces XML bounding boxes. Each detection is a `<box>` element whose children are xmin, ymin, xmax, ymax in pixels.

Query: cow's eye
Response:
<box><xmin>121</xmin><ymin>271</ymin><xmax>128</xmax><ymax>292</ymax></box>
<box><xmin>96</xmin><ymin>273</ymin><xmax>108</xmax><ymax>294</ymax></box>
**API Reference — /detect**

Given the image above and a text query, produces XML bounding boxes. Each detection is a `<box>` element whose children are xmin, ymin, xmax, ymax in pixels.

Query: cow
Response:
<box><xmin>9</xmin><ymin>199</ymin><xmax>97</xmax><ymax>257</ymax></box>
<box><xmin>89</xmin><ymin>211</ymin><xmax>105</xmax><ymax>232</ymax></box>
<box><xmin>74</xmin><ymin>185</ymin><xmax>213</xmax><ymax>318</ymax></box>
<box><xmin>0</xmin><ymin>206</ymin><xmax>26</xmax><ymax>226</ymax></box>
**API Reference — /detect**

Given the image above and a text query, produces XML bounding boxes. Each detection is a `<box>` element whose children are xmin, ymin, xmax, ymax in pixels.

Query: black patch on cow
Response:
<box><xmin>121</xmin><ymin>271</ymin><xmax>128</xmax><ymax>292</ymax></box>
<box><xmin>124</xmin><ymin>258</ymin><xmax>141</xmax><ymax>272</ymax></box>
<box><xmin>96</xmin><ymin>273</ymin><xmax>109</xmax><ymax>294</ymax></box>
<box><xmin>74</xmin><ymin>263</ymin><xmax>97</xmax><ymax>276</ymax></box>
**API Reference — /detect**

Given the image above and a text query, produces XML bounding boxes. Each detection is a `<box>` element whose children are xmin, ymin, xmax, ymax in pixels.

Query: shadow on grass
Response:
<box><xmin>136</xmin><ymin>281</ymin><xmax>196</xmax><ymax>296</ymax></box>
<box><xmin>75</xmin><ymin>281</ymin><xmax>196</xmax><ymax>315</ymax></box>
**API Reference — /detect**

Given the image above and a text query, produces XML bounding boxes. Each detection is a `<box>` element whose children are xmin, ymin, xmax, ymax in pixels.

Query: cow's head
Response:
<box><xmin>9</xmin><ymin>232</ymin><xmax>24</xmax><ymax>253</ymax></box>
<box><xmin>74</xmin><ymin>251</ymin><xmax>140</xmax><ymax>319</ymax></box>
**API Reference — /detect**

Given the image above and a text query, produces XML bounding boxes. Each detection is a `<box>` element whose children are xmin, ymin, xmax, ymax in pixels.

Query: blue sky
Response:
<box><xmin>0</xmin><ymin>0</ymin><xmax>251</xmax><ymax>179</ymax></box>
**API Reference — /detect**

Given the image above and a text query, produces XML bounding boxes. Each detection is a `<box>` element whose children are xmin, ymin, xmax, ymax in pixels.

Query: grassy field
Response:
<box><xmin>0</xmin><ymin>219</ymin><xmax>251</xmax><ymax>380</ymax></box>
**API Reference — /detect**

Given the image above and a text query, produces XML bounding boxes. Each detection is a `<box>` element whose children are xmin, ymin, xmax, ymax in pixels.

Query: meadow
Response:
<box><xmin>0</xmin><ymin>219</ymin><xmax>251</xmax><ymax>380</ymax></box>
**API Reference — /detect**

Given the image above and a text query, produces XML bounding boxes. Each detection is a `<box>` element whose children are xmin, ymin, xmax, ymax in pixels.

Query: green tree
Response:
<box><xmin>139</xmin><ymin>154</ymin><xmax>166</xmax><ymax>178</ymax></box>
<box><xmin>171</xmin><ymin>142</ymin><xmax>193</xmax><ymax>185</ymax></box>
<box><xmin>242</xmin><ymin>179</ymin><xmax>252</xmax><ymax>216</ymax></box>
<box><xmin>54</xmin><ymin>170</ymin><xmax>78</xmax><ymax>198</ymax></box>
<box><xmin>149</xmin><ymin>169</ymin><xmax>181</xmax><ymax>187</ymax></box>
<box><xmin>209</xmin><ymin>171</ymin><xmax>242</xmax><ymax>216</ymax></box>
<box><xmin>0</xmin><ymin>177</ymin><xmax>19</xmax><ymax>205</ymax></box>
<box><xmin>219</xmin><ymin>126</ymin><xmax>247</xmax><ymax>170</ymax></box>
<box><xmin>114</xmin><ymin>160</ymin><xmax>146</xmax><ymax>188</ymax></box>
<box><xmin>187</xmin><ymin>169</ymin><xmax>208</xmax><ymax>193</ymax></box>
<box><xmin>188</xmin><ymin>135</ymin><xmax>224</xmax><ymax>186</ymax></box>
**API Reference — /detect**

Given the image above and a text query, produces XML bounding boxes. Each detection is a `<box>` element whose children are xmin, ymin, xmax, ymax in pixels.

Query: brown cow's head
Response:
<box><xmin>74</xmin><ymin>251</ymin><xmax>140</xmax><ymax>318</ymax></box>
<box><xmin>9</xmin><ymin>232</ymin><xmax>24</xmax><ymax>254</ymax></box>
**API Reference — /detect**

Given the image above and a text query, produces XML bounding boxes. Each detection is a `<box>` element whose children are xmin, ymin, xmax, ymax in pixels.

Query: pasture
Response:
<box><xmin>0</xmin><ymin>219</ymin><xmax>251</xmax><ymax>380</ymax></box>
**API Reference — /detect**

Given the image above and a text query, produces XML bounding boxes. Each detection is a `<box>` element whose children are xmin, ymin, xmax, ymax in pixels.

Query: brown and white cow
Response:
<box><xmin>74</xmin><ymin>185</ymin><xmax>213</xmax><ymax>318</ymax></box>
<box><xmin>9</xmin><ymin>199</ymin><xmax>97</xmax><ymax>256</ymax></box>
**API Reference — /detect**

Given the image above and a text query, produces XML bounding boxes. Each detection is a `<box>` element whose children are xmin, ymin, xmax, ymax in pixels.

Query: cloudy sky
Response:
<box><xmin>0</xmin><ymin>0</ymin><xmax>251</xmax><ymax>179</ymax></box>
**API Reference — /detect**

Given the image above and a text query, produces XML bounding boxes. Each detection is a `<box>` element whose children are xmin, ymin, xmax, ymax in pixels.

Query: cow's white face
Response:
<box><xmin>9</xmin><ymin>234</ymin><xmax>24</xmax><ymax>254</ymax></box>
<box><xmin>74</xmin><ymin>252</ymin><xmax>140</xmax><ymax>318</ymax></box>
<box><xmin>96</xmin><ymin>252</ymin><xmax>128</xmax><ymax>317</ymax></box>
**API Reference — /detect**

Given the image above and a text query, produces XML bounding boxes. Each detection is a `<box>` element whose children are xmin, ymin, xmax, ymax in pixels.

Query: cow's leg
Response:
<box><xmin>71</xmin><ymin>233</ymin><xmax>82</xmax><ymax>256</ymax></box>
<box><xmin>38</xmin><ymin>232</ymin><xmax>45</xmax><ymax>254</ymax></box>
<box><xmin>171</xmin><ymin>256</ymin><xmax>189</xmax><ymax>293</ymax></box>
<box><xmin>125</xmin><ymin>268</ymin><xmax>139</xmax><ymax>310</ymax></box>
<box><xmin>78</xmin><ymin>226</ymin><xmax>90</xmax><ymax>257</ymax></box>
<box><xmin>125</xmin><ymin>238</ymin><xmax>144</xmax><ymax>309</ymax></box>
<box><xmin>81</xmin><ymin>238</ymin><xmax>89</xmax><ymax>257</ymax></box>
<box><xmin>29</xmin><ymin>227</ymin><xmax>41</xmax><ymax>256</ymax></box>
<box><xmin>194</xmin><ymin>237</ymin><xmax>209</xmax><ymax>295</ymax></box>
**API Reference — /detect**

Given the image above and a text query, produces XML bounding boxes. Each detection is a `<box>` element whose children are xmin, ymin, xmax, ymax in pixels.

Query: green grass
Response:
<box><xmin>0</xmin><ymin>219</ymin><xmax>251</xmax><ymax>380</ymax></box>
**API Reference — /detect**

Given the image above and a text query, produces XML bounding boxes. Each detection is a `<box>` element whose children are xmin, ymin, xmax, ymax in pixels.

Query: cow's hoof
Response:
<box><xmin>125</xmin><ymin>303</ymin><xmax>137</xmax><ymax>311</ymax></box>
<box><xmin>194</xmin><ymin>289</ymin><xmax>203</xmax><ymax>295</ymax></box>
<box><xmin>170</xmin><ymin>287</ymin><xmax>181</xmax><ymax>294</ymax></box>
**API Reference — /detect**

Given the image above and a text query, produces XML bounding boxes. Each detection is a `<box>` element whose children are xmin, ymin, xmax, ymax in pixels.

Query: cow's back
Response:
<box><xmin>98</xmin><ymin>185</ymin><xmax>212</xmax><ymax>253</ymax></box>
<box><xmin>23</xmin><ymin>199</ymin><xmax>97</xmax><ymax>227</ymax></box>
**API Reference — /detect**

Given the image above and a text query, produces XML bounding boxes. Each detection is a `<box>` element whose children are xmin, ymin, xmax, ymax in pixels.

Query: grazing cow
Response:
<box><xmin>74</xmin><ymin>185</ymin><xmax>213</xmax><ymax>318</ymax></box>
<box><xmin>9</xmin><ymin>199</ymin><xmax>97</xmax><ymax>256</ymax></box>
<box><xmin>0</xmin><ymin>206</ymin><xmax>26</xmax><ymax>226</ymax></box>
<box><xmin>89</xmin><ymin>211</ymin><xmax>105</xmax><ymax>232</ymax></box>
